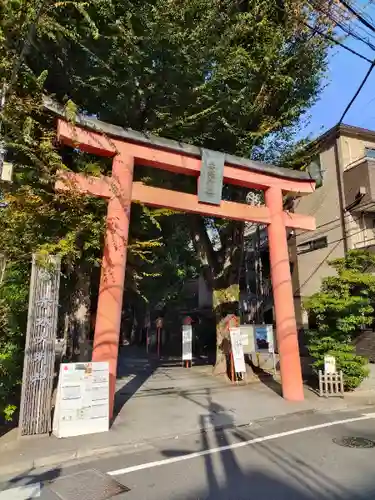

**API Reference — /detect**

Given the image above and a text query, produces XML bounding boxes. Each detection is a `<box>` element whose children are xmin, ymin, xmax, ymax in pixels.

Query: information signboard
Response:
<box><xmin>182</xmin><ymin>325</ymin><xmax>193</xmax><ymax>361</ymax></box>
<box><xmin>324</xmin><ymin>355</ymin><xmax>336</xmax><ymax>374</ymax></box>
<box><xmin>53</xmin><ymin>361</ymin><xmax>109</xmax><ymax>438</ymax></box>
<box><xmin>239</xmin><ymin>325</ymin><xmax>255</xmax><ymax>354</ymax></box>
<box><xmin>230</xmin><ymin>327</ymin><xmax>246</xmax><ymax>373</ymax></box>
<box><xmin>254</xmin><ymin>324</ymin><xmax>274</xmax><ymax>353</ymax></box>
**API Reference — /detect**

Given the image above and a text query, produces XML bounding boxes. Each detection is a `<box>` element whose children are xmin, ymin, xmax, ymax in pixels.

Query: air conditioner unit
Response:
<box><xmin>1</xmin><ymin>161</ymin><xmax>13</xmax><ymax>182</ymax></box>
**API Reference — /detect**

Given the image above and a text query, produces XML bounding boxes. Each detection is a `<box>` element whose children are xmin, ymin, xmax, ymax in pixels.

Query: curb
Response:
<box><xmin>1</xmin><ymin>400</ymin><xmax>375</xmax><ymax>478</ymax></box>
<box><xmin>0</xmin><ymin>441</ymin><xmax>153</xmax><ymax>478</ymax></box>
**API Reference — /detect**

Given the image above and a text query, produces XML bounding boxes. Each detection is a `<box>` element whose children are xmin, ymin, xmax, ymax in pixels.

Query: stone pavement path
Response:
<box><xmin>0</xmin><ymin>348</ymin><xmax>374</xmax><ymax>477</ymax></box>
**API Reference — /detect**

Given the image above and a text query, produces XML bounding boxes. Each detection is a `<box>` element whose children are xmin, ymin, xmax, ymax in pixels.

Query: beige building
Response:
<box><xmin>291</xmin><ymin>124</ymin><xmax>375</xmax><ymax>327</ymax></box>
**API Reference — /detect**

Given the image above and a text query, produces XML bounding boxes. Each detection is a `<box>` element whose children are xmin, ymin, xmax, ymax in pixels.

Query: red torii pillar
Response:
<box><xmin>55</xmin><ymin>118</ymin><xmax>315</xmax><ymax>418</ymax></box>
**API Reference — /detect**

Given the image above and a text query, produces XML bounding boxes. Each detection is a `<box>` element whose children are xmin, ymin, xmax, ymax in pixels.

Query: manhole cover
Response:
<box><xmin>48</xmin><ymin>469</ymin><xmax>130</xmax><ymax>500</ymax></box>
<box><xmin>332</xmin><ymin>437</ymin><xmax>375</xmax><ymax>449</ymax></box>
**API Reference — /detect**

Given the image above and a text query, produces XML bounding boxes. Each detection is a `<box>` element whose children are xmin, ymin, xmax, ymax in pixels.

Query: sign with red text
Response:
<box><xmin>53</xmin><ymin>361</ymin><xmax>109</xmax><ymax>438</ymax></box>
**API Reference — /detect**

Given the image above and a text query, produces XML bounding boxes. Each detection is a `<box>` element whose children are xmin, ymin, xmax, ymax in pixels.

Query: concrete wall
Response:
<box><xmin>347</xmin><ymin>213</ymin><xmax>375</xmax><ymax>250</ymax></box>
<box><xmin>291</xmin><ymin>141</ymin><xmax>345</xmax><ymax>315</ymax></box>
<box><xmin>291</xmin><ymin>132</ymin><xmax>375</xmax><ymax>328</ymax></box>
<box><xmin>340</xmin><ymin>134</ymin><xmax>375</xmax><ymax>250</ymax></box>
<box><xmin>339</xmin><ymin>134</ymin><xmax>375</xmax><ymax>170</ymax></box>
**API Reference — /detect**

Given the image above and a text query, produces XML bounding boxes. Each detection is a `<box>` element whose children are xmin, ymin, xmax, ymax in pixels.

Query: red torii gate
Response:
<box><xmin>53</xmin><ymin>113</ymin><xmax>315</xmax><ymax>418</ymax></box>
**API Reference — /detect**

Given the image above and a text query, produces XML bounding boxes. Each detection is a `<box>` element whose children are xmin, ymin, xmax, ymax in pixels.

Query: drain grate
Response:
<box><xmin>48</xmin><ymin>469</ymin><xmax>130</xmax><ymax>500</ymax></box>
<box><xmin>332</xmin><ymin>437</ymin><xmax>375</xmax><ymax>449</ymax></box>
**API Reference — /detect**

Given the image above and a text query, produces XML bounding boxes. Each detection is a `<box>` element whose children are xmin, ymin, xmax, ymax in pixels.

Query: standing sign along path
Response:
<box><xmin>47</xmin><ymin>102</ymin><xmax>316</xmax><ymax>419</ymax></box>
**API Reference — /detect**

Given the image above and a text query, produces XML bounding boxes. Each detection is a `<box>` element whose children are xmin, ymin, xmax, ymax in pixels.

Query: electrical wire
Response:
<box><xmin>338</xmin><ymin>0</ymin><xmax>375</xmax><ymax>34</ymax></box>
<box><xmin>303</xmin><ymin>20</ymin><xmax>373</xmax><ymax>63</ymax></box>
<box><xmin>339</xmin><ymin>62</ymin><xmax>375</xmax><ymax>123</ymax></box>
<box><xmin>307</xmin><ymin>3</ymin><xmax>375</xmax><ymax>132</ymax></box>
<box><xmin>308</xmin><ymin>0</ymin><xmax>375</xmax><ymax>52</ymax></box>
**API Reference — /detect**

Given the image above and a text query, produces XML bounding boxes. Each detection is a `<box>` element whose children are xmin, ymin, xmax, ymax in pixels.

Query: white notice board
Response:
<box><xmin>230</xmin><ymin>327</ymin><xmax>246</xmax><ymax>373</ymax></box>
<box><xmin>324</xmin><ymin>355</ymin><xmax>336</xmax><ymax>374</ymax></box>
<box><xmin>53</xmin><ymin>361</ymin><xmax>109</xmax><ymax>438</ymax></box>
<box><xmin>182</xmin><ymin>325</ymin><xmax>193</xmax><ymax>361</ymax></box>
<box><xmin>240</xmin><ymin>325</ymin><xmax>256</xmax><ymax>354</ymax></box>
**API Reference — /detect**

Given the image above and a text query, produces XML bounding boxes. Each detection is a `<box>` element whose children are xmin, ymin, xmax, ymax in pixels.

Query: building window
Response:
<box><xmin>365</xmin><ymin>147</ymin><xmax>375</xmax><ymax>159</ymax></box>
<box><xmin>307</xmin><ymin>155</ymin><xmax>323</xmax><ymax>188</ymax></box>
<box><xmin>297</xmin><ymin>236</ymin><xmax>328</xmax><ymax>255</ymax></box>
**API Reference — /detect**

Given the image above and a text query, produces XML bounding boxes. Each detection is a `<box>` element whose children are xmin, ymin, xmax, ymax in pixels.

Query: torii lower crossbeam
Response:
<box><xmin>54</xmin><ymin>117</ymin><xmax>316</xmax><ymax>420</ymax></box>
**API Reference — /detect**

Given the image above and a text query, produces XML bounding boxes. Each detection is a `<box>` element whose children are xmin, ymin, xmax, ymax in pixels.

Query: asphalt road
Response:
<box><xmin>2</xmin><ymin>407</ymin><xmax>375</xmax><ymax>500</ymax></box>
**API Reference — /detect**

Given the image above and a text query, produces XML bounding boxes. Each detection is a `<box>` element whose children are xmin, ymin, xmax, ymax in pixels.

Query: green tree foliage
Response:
<box><xmin>305</xmin><ymin>250</ymin><xmax>374</xmax><ymax>389</ymax></box>
<box><xmin>0</xmin><ymin>0</ymin><xmax>336</xmax><ymax>417</ymax></box>
<box><xmin>0</xmin><ymin>0</ymin><xmax>197</xmax><ymax>417</ymax></box>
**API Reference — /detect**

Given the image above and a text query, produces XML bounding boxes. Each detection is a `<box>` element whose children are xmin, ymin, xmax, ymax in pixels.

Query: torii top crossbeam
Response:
<box><xmin>47</xmin><ymin>100</ymin><xmax>315</xmax><ymax>419</ymax></box>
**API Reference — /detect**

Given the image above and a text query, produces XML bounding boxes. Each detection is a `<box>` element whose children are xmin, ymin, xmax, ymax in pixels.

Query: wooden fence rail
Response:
<box><xmin>319</xmin><ymin>370</ymin><xmax>344</xmax><ymax>397</ymax></box>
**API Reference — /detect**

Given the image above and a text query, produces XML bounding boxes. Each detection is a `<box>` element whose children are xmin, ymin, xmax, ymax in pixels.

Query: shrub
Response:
<box><xmin>0</xmin><ymin>265</ymin><xmax>29</xmax><ymax>421</ymax></box>
<box><xmin>305</xmin><ymin>250</ymin><xmax>375</xmax><ymax>390</ymax></box>
<box><xmin>307</xmin><ymin>334</ymin><xmax>369</xmax><ymax>390</ymax></box>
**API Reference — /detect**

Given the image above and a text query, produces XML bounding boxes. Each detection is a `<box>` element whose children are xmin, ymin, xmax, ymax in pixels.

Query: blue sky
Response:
<box><xmin>302</xmin><ymin>17</ymin><xmax>375</xmax><ymax>140</ymax></box>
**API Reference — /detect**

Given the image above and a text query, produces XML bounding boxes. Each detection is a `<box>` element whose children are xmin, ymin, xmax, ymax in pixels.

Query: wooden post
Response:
<box><xmin>230</xmin><ymin>352</ymin><xmax>235</xmax><ymax>383</ymax></box>
<box><xmin>157</xmin><ymin>328</ymin><xmax>161</xmax><ymax>358</ymax></box>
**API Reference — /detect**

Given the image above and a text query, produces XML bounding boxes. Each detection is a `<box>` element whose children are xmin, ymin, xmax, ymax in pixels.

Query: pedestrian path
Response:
<box><xmin>1</xmin><ymin>350</ymin><xmax>374</xmax><ymax>478</ymax></box>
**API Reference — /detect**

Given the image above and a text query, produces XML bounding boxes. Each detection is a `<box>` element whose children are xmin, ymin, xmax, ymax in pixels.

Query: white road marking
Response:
<box><xmin>0</xmin><ymin>483</ymin><xmax>41</xmax><ymax>499</ymax></box>
<box><xmin>108</xmin><ymin>413</ymin><xmax>375</xmax><ymax>476</ymax></box>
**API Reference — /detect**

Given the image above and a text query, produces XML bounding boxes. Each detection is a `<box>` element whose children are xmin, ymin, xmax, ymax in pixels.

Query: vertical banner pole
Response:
<box><xmin>155</xmin><ymin>317</ymin><xmax>163</xmax><ymax>359</ymax></box>
<box><xmin>230</xmin><ymin>352</ymin><xmax>235</xmax><ymax>383</ymax></box>
<box><xmin>157</xmin><ymin>328</ymin><xmax>160</xmax><ymax>358</ymax></box>
<box><xmin>182</xmin><ymin>316</ymin><xmax>193</xmax><ymax>368</ymax></box>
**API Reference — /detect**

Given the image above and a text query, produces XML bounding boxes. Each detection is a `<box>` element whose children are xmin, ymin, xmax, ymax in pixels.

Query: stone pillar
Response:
<box><xmin>265</xmin><ymin>186</ymin><xmax>304</xmax><ymax>401</ymax></box>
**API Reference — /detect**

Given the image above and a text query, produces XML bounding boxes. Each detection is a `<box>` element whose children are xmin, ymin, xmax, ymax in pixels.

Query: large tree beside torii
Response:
<box><xmin>0</xmin><ymin>0</ymin><xmax>332</xmax><ymax>378</ymax></box>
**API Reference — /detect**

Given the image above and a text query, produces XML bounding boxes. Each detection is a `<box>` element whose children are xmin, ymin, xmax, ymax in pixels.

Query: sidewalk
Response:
<box><xmin>1</xmin><ymin>354</ymin><xmax>374</xmax><ymax>477</ymax></box>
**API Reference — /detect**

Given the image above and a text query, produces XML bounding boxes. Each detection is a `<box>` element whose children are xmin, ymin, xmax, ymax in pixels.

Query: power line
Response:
<box><xmin>308</xmin><ymin>0</ymin><xmax>375</xmax><ymax>52</ymax></box>
<box><xmin>339</xmin><ymin>62</ymin><xmax>375</xmax><ymax>123</ymax></box>
<box><xmin>338</xmin><ymin>0</ymin><xmax>375</xmax><ymax>34</ymax></box>
<box><xmin>295</xmin><ymin>204</ymin><xmax>371</xmax><ymax>240</ymax></box>
<box><xmin>293</xmin><ymin>222</ymin><xmax>375</xmax><ymax>293</ymax></box>
<box><xmin>303</xmin><ymin>21</ymin><xmax>374</xmax><ymax>63</ymax></box>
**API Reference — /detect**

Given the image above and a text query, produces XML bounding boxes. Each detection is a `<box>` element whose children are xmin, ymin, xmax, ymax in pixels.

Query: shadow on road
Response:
<box><xmin>160</xmin><ymin>388</ymin><xmax>371</xmax><ymax>499</ymax></box>
<box><xmin>113</xmin><ymin>353</ymin><xmax>156</xmax><ymax>423</ymax></box>
<box><xmin>245</xmin><ymin>354</ymin><xmax>283</xmax><ymax>397</ymax></box>
<box><xmin>0</xmin><ymin>466</ymin><xmax>61</xmax><ymax>499</ymax></box>
<box><xmin>113</xmin><ymin>345</ymin><xmax>216</xmax><ymax>424</ymax></box>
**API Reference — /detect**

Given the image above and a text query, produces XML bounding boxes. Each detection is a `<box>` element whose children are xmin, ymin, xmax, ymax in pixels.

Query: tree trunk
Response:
<box><xmin>189</xmin><ymin>214</ymin><xmax>245</xmax><ymax>378</ymax></box>
<box><xmin>70</xmin><ymin>264</ymin><xmax>91</xmax><ymax>362</ymax></box>
<box><xmin>212</xmin><ymin>283</ymin><xmax>240</xmax><ymax>376</ymax></box>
